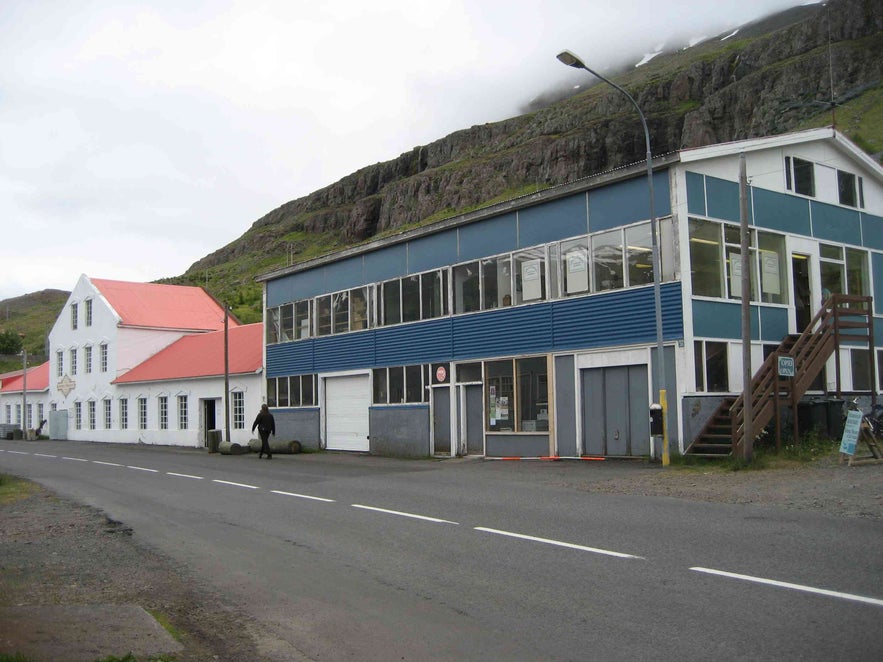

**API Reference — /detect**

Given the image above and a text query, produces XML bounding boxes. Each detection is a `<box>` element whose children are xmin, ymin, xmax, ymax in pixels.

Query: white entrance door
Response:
<box><xmin>325</xmin><ymin>374</ymin><xmax>370</xmax><ymax>451</ymax></box>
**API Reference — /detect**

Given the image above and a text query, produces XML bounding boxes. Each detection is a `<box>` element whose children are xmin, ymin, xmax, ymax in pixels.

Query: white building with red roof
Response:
<box><xmin>0</xmin><ymin>362</ymin><xmax>50</xmax><ymax>438</ymax></box>
<box><xmin>44</xmin><ymin>275</ymin><xmax>264</xmax><ymax>446</ymax></box>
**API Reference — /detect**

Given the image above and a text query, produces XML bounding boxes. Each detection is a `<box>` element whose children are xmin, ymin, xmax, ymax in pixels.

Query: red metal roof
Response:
<box><xmin>0</xmin><ymin>362</ymin><xmax>50</xmax><ymax>393</ymax></box>
<box><xmin>91</xmin><ymin>278</ymin><xmax>237</xmax><ymax>331</ymax></box>
<box><xmin>113</xmin><ymin>323</ymin><xmax>263</xmax><ymax>384</ymax></box>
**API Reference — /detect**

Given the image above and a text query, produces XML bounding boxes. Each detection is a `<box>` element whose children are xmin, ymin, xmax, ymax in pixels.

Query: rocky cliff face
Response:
<box><xmin>189</xmin><ymin>0</ymin><xmax>882</xmax><ymax>280</ymax></box>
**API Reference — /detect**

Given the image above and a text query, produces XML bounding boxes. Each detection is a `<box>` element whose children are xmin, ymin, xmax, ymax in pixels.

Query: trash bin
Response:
<box><xmin>11</xmin><ymin>429</ymin><xmax>23</xmax><ymax>440</ymax></box>
<box><xmin>825</xmin><ymin>399</ymin><xmax>845</xmax><ymax>440</ymax></box>
<box><xmin>797</xmin><ymin>400</ymin><xmax>828</xmax><ymax>437</ymax></box>
<box><xmin>207</xmin><ymin>429</ymin><xmax>222</xmax><ymax>453</ymax></box>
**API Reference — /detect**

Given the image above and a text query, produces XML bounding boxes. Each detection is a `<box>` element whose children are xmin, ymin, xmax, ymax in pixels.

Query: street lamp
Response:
<box><xmin>556</xmin><ymin>49</ymin><xmax>668</xmax><ymax>463</ymax></box>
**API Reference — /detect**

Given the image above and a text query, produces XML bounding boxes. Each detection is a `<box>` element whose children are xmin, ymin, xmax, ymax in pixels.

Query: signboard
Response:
<box><xmin>432</xmin><ymin>363</ymin><xmax>449</xmax><ymax>384</ymax></box>
<box><xmin>777</xmin><ymin>356</ymin><xmax>795</xmax><ymax>378</ymax></box>
<box><xmin>839</xmin><ymin>410</ymin><xmax>862</xmax><ymax>456</ymax></box>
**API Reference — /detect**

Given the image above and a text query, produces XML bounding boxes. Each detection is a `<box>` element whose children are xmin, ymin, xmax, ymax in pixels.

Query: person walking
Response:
<box><xmin>251</xmin><ymin>404</ymin><xmax>276</xmax><ymax>459</ymax></box>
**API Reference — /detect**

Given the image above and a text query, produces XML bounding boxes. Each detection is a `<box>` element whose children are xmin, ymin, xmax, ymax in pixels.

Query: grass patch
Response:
<box><xmin>0</xmin><ymin>654</ymin><xmax>36</xmax><ymax>662</ymax></box>
<box><xmin>147</xmin><ymin>610</ymin><xmax>183</xmax><ymax>643</ymax></box>
<box><xmin>0</xmin><ymin>474</ymin><xmax>39</xmax><ymax>506</ymax></box>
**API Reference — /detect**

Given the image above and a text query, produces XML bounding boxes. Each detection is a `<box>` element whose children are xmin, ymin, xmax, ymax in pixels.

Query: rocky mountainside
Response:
<box><xmin>180</xmin><ymin>0</ymin><xmax>882</xmax><ymax>312</ymax></box>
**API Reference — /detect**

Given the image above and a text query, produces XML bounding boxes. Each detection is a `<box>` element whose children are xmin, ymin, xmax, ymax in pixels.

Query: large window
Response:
<box><xmin>625</xmin><ymin>224</ymin><xmax>654</xmax><ymax>287</ymax></box>
<box><xmin>178</xmin><ymin>395</ymin><xmax>188</xmax><ymax>429</ymax></box>
<box><xmin>70</xmin><ymin>348</ymin><xmax>78</xmax><ymax>376</ymax></box>
<box><xmin>100</xmin><ymin>343</ymin><xmax>108</xmax><ymax>372</ymax></box>
<box><xmin>120</xmin><ymin>398</ymin><xmax>128</xmax><ymax>430</ymax></box>
<box><xmin>561</xmin><ymin>237</ymin><xmax>590</xmax><ymax>295</ymax></box>
<box><xmin>56</xmin><ymin>350</ymin><xmax>63</xmax><ymax>378</ymax></box>
<box><xmin>820</xmin><ymin>244</ymin><xmax>869</xmax><ymax>303</ymax></box>
<box><xmin>231</xmin><ymin>392</ymin><xmax>244</xmax><ymax>429</ymax></box>
<box><xmin>267</xmin><ymin>374</ymin><xmax>317</xmax><ymax>407</ymax></box>
<box><xmin>315</xmin><ymin>295</ymin><xmax>332</xmax><ymax>336</ymax></box>
<box><xmin>372</xmin><ymin>364</ymin><xmax>430</xmax><ymax>404</ymax></box>
<box><xmin>485</xmin><ymin>357</ymin><xmax>548</xmax><ymax>432</ymax></box>
<box><xmin>159</xmin><ymin>396</ymin><xmax>168</xmax><ymax>430</ymax></box>
<box><xmin>837</xmin><ymin>169</ymin><xmax>864</xmax><ymax>208</ymax></box>
<box><xmin>74</xmin><ymin>401</ymin><xmax>82</xmax><ymax>430</ymax></box>
<box><xmin>453</xmin><ymin>262</ymin><xmax>480</xmax><ymax>314</ymax></box>
<box><xmin>70</xmin><ymin>303</ymin><xmax>78</xmax><ymax>330</ymax></box>
<box><xmin>695</xmin><ymin>341</ymin><xmax>729</xmax><ymax>392</ymax></box>
<box><xmin>514</xmin><ymin>248</ymin><xmax>546</xmax><ymax>304</ymax></box>
<box><xmin>84</xmin><ymin>345</ymin><xmax>92</xmax><ymax>374</ymax></box>
<box><xmin>138</xmin><ymin>397</ymin><xmax>147</xmax><ymax>430</ymax></box>
<box><xmin>785</xmin><ymin>156</ymin><xmax>815</xmax><ymax>197</ymax></box>
<box><xmin>689</xmin><ymin>218</ymin><xmax>723</xmax><ymax>297</ymax></box>
<box><xmin>85</xmin><ymin>299</ymin><xmax>93</xmax><ymax>326</ymax></box>
<box><xmin>103</xmin><ymin>399</ymin><xmax>111</xmax><ymax>429</ymax></box>
<box><xmin>592</xmin><ymin>230</ymin><xmax>624</xmax><ymax>292</ymax></box>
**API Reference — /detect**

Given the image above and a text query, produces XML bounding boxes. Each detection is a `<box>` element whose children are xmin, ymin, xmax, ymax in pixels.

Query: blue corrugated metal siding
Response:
<box><xmin>266</xmin><ymin>284</ymin><xmax>686</xmax><ymax>376</ymax></box>
<box><xmin>375</xmin><ymin>318</ymin><xmax>454</xmax><ymax>366</ymax></box>
<box><xmin>552</xmin><ymin>283</ymin><xmax>683</xmax><ymax>349</ymax></box>
<box><xmin>706</xmin><ymin>176</ymin><xmax>742</xmax><ymax>223</ymax></box>
<box><xmin>587</xmin><ymin>171</ymin><xmax>671</xmax><ymax>232</ymax></box>
<box><xmin>752</xmin><ymin>188</ymin><xmax>811</xmax><ymax>235</ymax></box>
<box><xmin>452</xmin><ymin>304</ymin><xmax>553</xmax><ymax>360</ymax></box>
<box><xmin>267</xmin><ymin>341</ymin><xmax>315</xmax><ymax>377</ymax></box>
<box><xmin>314</xmin><ymin>332</ymin><xmax>376</xmax><ymax>372</ymax></box>
<box><xmin>408</xmin><ymin>231</ymin><xmax>459</xmax><ymax>273</ymax></box>
<box><xmin>458</xmin><ymin>213</ymin><xmax>518</xmax><ymax>261</ymax></box>
<box><xmin>365</xmin><ymin>243</ymin><xmax>407</xmax><ymax>282</ymax></box>
<box><xmin>686</xmin><ymin>171</ymin><xmax>707</xmax><ymax>216</ymax></box>
<box><xmin>811</xmin><ymin>200</ymin><xmax>862</xmax><ymax>245</ymax></box>
<box><xmin>519</xmin><ymin>195</ymin><xmax>588</xmax><ymax>247</ymax></box>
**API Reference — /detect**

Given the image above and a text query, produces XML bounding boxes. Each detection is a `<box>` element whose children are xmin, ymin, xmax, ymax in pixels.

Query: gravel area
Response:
<box><xmin>0</xmin><ymin>453</ymin><xmax>880</xmax><ymax>660</ymax></box>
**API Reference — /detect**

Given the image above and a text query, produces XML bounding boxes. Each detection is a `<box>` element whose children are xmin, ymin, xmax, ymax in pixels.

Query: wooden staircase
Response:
<box><xmin>687</xmin><ymin>295</ymin><xmax>875</xmax><ymax>457</ymax></box>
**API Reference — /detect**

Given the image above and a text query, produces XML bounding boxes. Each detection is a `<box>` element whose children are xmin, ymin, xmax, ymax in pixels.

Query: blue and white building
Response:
<box><xmin>257</xmin><ymin>129</ymin><xmax>883</xmax><ymax>458</ymax></box>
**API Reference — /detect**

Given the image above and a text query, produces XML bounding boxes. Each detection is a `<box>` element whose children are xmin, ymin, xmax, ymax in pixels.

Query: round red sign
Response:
<box><xmin>435</xmin><ymin>365</ymin><xmax>447</xmax><ymax>383</ymax></box>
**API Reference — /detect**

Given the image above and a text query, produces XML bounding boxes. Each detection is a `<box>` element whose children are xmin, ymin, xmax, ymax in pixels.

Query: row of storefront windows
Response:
<box><xmin>267</xmin><ymin>219</ymin><xmax>676</xmax><ymax>344</ymax></box>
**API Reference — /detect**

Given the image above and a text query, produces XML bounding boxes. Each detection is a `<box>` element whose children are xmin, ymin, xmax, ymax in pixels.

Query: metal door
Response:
<box><xmin>581</xmin><ymin>364</ymin><xmax>650</xmax><ymax>457</ymax></box>
<box><xmin>432</xmin><ymin>385</ymin><xmax>451</xmax><ymax>455</ymax></box>
<box><xmin>463</xmin><ymin>384</ymin><xmax>484</xmax><ymax>455</ymax></box>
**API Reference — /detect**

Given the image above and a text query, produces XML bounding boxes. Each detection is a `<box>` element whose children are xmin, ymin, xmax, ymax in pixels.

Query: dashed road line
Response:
<box><xmin>7</xmin><ymin>450</ymin><xmax>29</xmax><ymax>455</ymax></box>
<box><xmin>352</xmin><ymin>504</ymin><xmax>459</xmax><ymax>525</ymax></box>
<box><xmin>690</xmin><ymin>567</ymin><xmax>883</xmax><ymax>608</ymax></box>
<box><xmin>126</xmin><ymin>465</ymin><xmax>158</xmax><ymax>473</ymax></box>
<box><xmin>272</xmin><ymin>490</ymin><xmax>334</xmax><ymax>502</ymax></box>
<box><xmin>93</xmin><ymin>460</ymin><xmax>122</xmax><ymax>467</ymax></box>
<box><xmin>62</xmin><ymin>456</ymin><xmax>88</xmax><ymax>462</ymax></box>
<box><xmin>213</xmin><ymin>479</ymin><xmax>259</xmax><ymax>490</ymax></box>
<box><xmin>167</xmin><ymin>472</ymin><xmax>204</xmax><ymax>480</ymax></box>
<box><xmin>34</xmin><ymin>453</ymin><xmax>57</xmax><ymax>458</ymax></box>
<box><xmin>475</xmin><ymin>527</ymin><xmax>644</xmax><ymax>560</ymax></box>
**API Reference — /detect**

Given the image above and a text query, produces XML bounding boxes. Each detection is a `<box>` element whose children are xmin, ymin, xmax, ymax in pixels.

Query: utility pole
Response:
<box><xmin>740</xmin><ymin>154</ymin><xmax>753</xmax><ymax>462</ymax></box>
<box><xmin>20</xmin><ymin>333</ymin><xmax>27</xmax><ymax>436</ymax></box>
<box><xmin>224</xmin><ymin>304</ymin><xmax>231</xmax><ymax>442</ymax></box>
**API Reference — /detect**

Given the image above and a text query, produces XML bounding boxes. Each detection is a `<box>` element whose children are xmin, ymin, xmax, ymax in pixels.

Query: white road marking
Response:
<box><xmin>127</xmin><ymin>465</ymin><xmax>158</xmax><ymax>472</ymax></box>
<box><xmin>167</xmin><ymin>472</ymin><xmax>204</xmax><ymax>480</ymax></box>
<box><xmin>352</xmin><ymin>504</ymin><xmax>459</xmax><ymax>525</ymax></box>
<box><xmin>62</xmin><ymin>456</ymin><xmax>88</xmax><ymax>462</ymax></box>
<box><xmin>690</xmin><ymin>567</ymin><xmax>883</xmax><ymax>608</ymax></box>
<box><xmin>34</xmin><ymin>453</ymin><xmax>57</xmax><ymax>458</ymax></box>
<box><xmin>271</xmin><ymin>490</ymin><xmax>335</xmax><ymax>502</ymax></box>
<box><xmin>7</xmin><ymin>450</ymin><xmax>29</xmax><ymax>455</ymax></box>
<box><xmin>475</xmin><ymin>527</ymin><xmax>644</xmax><ymax>559</ymax></box>
<box><xmin>213</xmin><ymin>479</ymin><xmax>259</xmax><ymax>490</ymax></box>
<box><xmin>93</xmin><ymin>461</ymin><xmax>122</xmax><ymax>467</ymax></box>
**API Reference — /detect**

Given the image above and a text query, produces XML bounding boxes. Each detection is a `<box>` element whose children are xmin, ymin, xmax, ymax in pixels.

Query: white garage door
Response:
<box><xmin>325</xmin><ymin>374</ymin><xmax>370</xmax><ymax>451</ymax></box>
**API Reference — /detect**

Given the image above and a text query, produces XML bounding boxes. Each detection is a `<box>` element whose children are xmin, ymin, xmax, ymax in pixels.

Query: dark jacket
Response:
<box><xmin>251</xmin><ymin>411</ymin><xmax>275</xmax><ymax>435</ymax></box>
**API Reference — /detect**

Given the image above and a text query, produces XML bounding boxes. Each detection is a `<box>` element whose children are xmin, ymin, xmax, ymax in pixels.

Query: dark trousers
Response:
<box><xmin>259</xmin><ymin>431</ymin><xmax>271</xmax><ymax>457</ymax></box>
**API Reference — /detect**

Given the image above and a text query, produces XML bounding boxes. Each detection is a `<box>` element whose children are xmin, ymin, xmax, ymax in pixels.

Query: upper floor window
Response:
<box><xmin>70</xmin><ymin>303</ymin><xmax>78</xmax><ymax>330</ymax></box>
<box><xmin>85</xmin><ymin>299</ymin><xmax>93</xmax><ymax>326</ymax></box>
<box><xmin>100</xmin><ymin>343</ymin><xmax>108</xmax><ymax>372</ymax></box>
<box><xmin>837</xmin><ymin>170</ymin><xmax>864</xmax><ymax>208</ymax></box>
<box><xmin>785</xmin><ymin>156</ymin><xmax>815</xmax><ymax>197</ymax></box>
<box><xmin>56</xmin><ymin>350</ymin><xmax>64</xmax><ymax>378</ymax></box>
<box><xmin>84</xmin><ymin>345</ymin><xmax>92</xmax><ymax>374</ymax></box>
<box><xmin>70</xmin><ymin>348</ymin><xmax>78</xmax><ymax>375</ymax></box>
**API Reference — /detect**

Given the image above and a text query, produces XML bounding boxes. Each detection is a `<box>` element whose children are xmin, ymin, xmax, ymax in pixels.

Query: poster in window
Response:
<box><xmin>566</xmin><ymin>251</ymin><xmax>588</xmax><ymax>293</ymax></box>
<box><xmin>522</xmin><ymin>259</ymin><xmax>542</xmax><ymax>301</ymax></box>
<box><xmin>728</xmin><ymin>251</ymin><xmax>742</xmax><ymax>298</ymax></box>
<box><xmin>760</xmin><ymin>250</ymin><xmax>780</xmax><ymax>295</ymax></box>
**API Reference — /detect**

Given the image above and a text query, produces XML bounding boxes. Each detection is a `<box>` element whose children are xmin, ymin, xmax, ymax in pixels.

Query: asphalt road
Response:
<box><xmin>2</xmin><ymin>440</ymin><xmax>882</xmax><ymax>661</ymax></box>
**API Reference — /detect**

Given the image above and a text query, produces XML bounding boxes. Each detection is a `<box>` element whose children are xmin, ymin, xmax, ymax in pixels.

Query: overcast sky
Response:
<box><xmin>0</xmin><ymin>0</ymin><xmax>817</xmax><ymax>300</ymax></box>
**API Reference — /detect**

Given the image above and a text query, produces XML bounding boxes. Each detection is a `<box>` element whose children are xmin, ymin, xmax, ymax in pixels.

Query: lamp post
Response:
<box><xmin>556</xmin><ymin>49</ymin><xmax>668</xmax><ymax>463</ymax></box>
